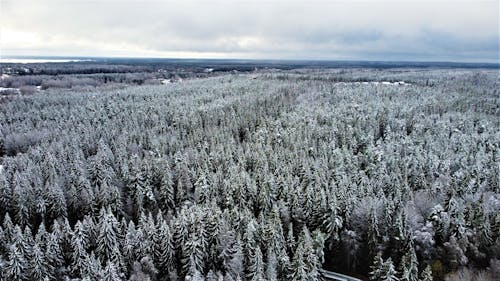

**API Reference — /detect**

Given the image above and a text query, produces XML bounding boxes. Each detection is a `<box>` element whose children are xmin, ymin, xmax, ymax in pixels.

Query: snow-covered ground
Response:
<box><xmin>0</xmin><ymin>87</ymin><xmax>20</xmax><ymax>95</ymax></box>
<box><xmin>335</xmin><ymin>81</ymin><xmax>411</xmax><ymax>86</ymax></box>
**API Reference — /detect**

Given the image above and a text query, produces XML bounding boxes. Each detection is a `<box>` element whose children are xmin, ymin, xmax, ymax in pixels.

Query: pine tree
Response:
<box><xmin>319</xmin><ymin>194</ymin><xmax>343</xmax><ymax>248</ymax></box>
<box><xmin>68</xmin><ymin>160</ymin><xmax>94</xmax><ymax>216</ymax></box>
<box><xmin>138</xmin><ymin>212</ymin><xmax>156</xmax><ymax>258</ymax></box>
<box><xmin>289</xmin><ymin>241</ymin><xmax>308</xmax><ymax>281</ymax></box>
<box><xmin>157</xmin><ymin>159</ymin><xmax>175</xmax><ymax>210</ymax></box>
<box><xmin>302</xmin><ymin>227</ymin><xmax>321</xmax><ymax>281</ymax></box>
<box><xmin>367</xmin><ymin>207</ymin><xmax>380</xmax><ymax>257</ymax></box>
<box><xmin>419</xmin><ymin>265</ymin><xmax>433</xmax><ymax>281</ymax></box>
<box><xmin>244</xmin><ymin>219</ymin><xmax>258</xmax><ymax>279</ymax></box>
<box><xmin>381</xmin><ymin>258</ymin><xmax>399</xmax><ymax>281</ymax></box>
<box><xmin>45</xmin><ymin>179</ymin><xmax>68</xmax><ymax>220</ymax></box>
<box><xmin>370</xmin><ymin>252</ymin><xmax>398</xmax><ymax>281</ymax></box>
<box><xmin>217</xmin><ymin>224</ymin><xmax>243</xmax><ymax>278</ymax></box>
<box><xmin>154</xmin><ymin>220</ymin><xmax>174</xmax><ymax>276</ymax></box>
<box><xmin>127</xmin><ymin>157</ymin><xmax>153</xmax><ymax>217</ymax></box>
<box><xmin>28</xmin><ymin>243</ymin><xmax>53</xmax><ymax>280</ymax></box>
<box><xmin>203</xmin><ymin>207</ymin><xmax>221</xmax><ymax>271</ymax></box>
<box><xmin>123</xmin><ymin>221</ymin><xmax>138</xmax><ymax>266</ymax></box>
<box><xmin>0</xmin><ymin>172</ymin><xmax>13</xmax><ymax>218</ymax></box>
<box><xmin>59</xmin><ymin>218</ymin><xmax>74</xmax><ymax>262</ymax></box>
<box><xmin>392</xmin><ymin>211</ymin><xmax>412</xmax><ymax>257</ymax></box>
<box><xmin>399</xmin><ymin>246</ymin><xmax>418</xmax><ymax>281</ymax></box>
<box><xmin>265</xmin><ymin>247</ymin><xmax>278</xmax><ymax>281</ymax></box>
<box><xmin>45</xmin><ymin>232</ymin><xmax>64</xmax><ymax>277</ymax></box>
<box><xmin>71</xmin><ymin>222</ymin><xmax>89</xmax><ymax>277</ymax></box>
<box><xmin>247</xmin><ymin>245</ymin><xmax>265</xmax><ymax>281</ymax></box>
<box><xmin>23</xmin><ymin>226</ymin><xmax>35</xmax><ymax>258</ymax></box>
<box><xmin>206</xmin><ymin>270</ymin><xmax>218</xmax><ymax>281</ymax></box>
<box><xmin>182</xmin><ymin>223</ymin><xmax>206</xmax><ymax>277</ymax></box>
<box><xmin>193</xmin><ymin>171</ymin><xmax>210</xmax><ymax>204</ymax></box>
<box><xmin>128</xmin><ymin>256</ymin><xmax>158</xmax><ymax>281</ymax></box>
<box><xmin>101</xmin><ymin>260</ymin><xmax>122</xmax><ymax>281</ymax></box>
<box><xmin>96</xmin><ymin>209</ymin><xmax>122</xmax><ymax>266</ymax></box>
<box><xmin>473</xmin><ymin>197</ymin><xmax>493</xmax><ymax>247</ymax></box>
<box><xmin>3</xmin><ymin>213</ymin><xmax>14</xmax><ymax>245</ymax></box>
<box><xmin>11</xmin><ymin>226</ymin><xmax>30</xmax><ymax>259</ymax></box>
<box><xmin>11</xmin><ymin>173</ymin><xmax>30</xmax><ymax>226</ymax></box>
<box><xmin>81</xmin><ymin>251</ymin><xmax>102</xmax><ymax>280</ymax></box>
<box><xmin>81</xmin><ymin>215</ymin><xmax>98</xmax><ymax>249</ymax></box>
<box><xmin>176</xmin><ymin>163</ymin><xmax>192</xmax><ymax>204</ymax></box>
<box><xmin>443</xmin><ymin>235</ymin><xmax>468</xmax><ymax>270</ymax></box>
<box><xmin>312</xmin><ymin>230</ymin><xmax>326</xmax><ymax>266</ymax></box>
<box><xmin>289</xmin><ymin>226</ymin><xmax>321</xmax><ymax>281</ymax></box>
<box><xmin>4</xmin><ymin>244</ymin><xmax>27</xmax><ymax>280</ymax></box>
<box><xmin>173</xmin><ymin>212</ymin><xmax>189</xmax><ymax>263</ymax></box>
<box><xmin>89</xmin><ymin>141</ymin><xmax>121</xmax><ymax>213</ymax></box>
<box><xmin>370</xmin><ymin>252</ymin><xmax>385</xmax><ymax>281</ymax></box>
<box><xmin>34</xmin><ymin>222</ymin><xmax>49</xmax><ymax>250</ymax></box>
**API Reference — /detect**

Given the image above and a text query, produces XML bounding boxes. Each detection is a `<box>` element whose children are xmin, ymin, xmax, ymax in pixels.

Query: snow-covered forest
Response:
<box><xmin>0</xmin><ymin>69</ymin><xmax>498</xmax><ymax>281</ymax></box>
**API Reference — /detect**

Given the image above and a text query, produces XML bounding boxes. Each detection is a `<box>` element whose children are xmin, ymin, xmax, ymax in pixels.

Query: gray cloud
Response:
<box><xmin>1</xmin><ymin>0</ymin><xmax>498</xmax><ymax>62</ymax></box>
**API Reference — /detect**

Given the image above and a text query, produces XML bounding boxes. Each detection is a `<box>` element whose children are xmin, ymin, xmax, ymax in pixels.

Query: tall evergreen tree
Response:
<box><xmin>4</xmin><ymin>244</ymin><xmax>27</xmax><ymax>281</ymax></box>
<box><xmin>370</xmin><ymin>252</ymin><xmax>398</xmax><ymax>281</ymax></box>
<box><xmin>419</xmin><ymin>265</ymin><xmax>433</xmax><ymax>281</ymax></box>
<box><xmin>154</xmin><ymin>220</ymin><xmax>174</xmax><ymax>276</ymax></box>
<box><xmin>45</xmin><ymin>232</ymin><xmax>64</xmax><ymax>278</ymax></box>
<box><xmin>247</xmin><ymin>245</ymin><xmax>265</xmax><ymax>281</ymax></box>
<box><xmin>101</xmin><ymin>260</ymin><xmax>123</xmax><ymax>281</ymax></box>
<box><xmin>71</xmin><ymin>221</ymin><xmax>89</xmax><ymax>277</ymax></box>
<box><xmin>96</xmin><ymin>209</ymin><xmax>122</xmax><ymax>266</ymax></box>
<box><xmin>157</xmin><ymin>159</ymin><xmax>175</xmax><ymax>210</ymax></box>
<box><xmin>28</xmin><ymin>243</ymin><xmax>53</xmax><ymax>280</ymax></box>
<box><xmin>399</xmin><ymin>246</ymin><xmax>418</xmax><ymax>281</ymax></box>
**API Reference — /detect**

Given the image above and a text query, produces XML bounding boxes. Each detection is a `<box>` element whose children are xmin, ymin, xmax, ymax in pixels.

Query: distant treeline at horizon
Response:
<box><xmin>2</xmin><ymin>56</ymin><xmax>499</xmax><ymax>69</ymax></box>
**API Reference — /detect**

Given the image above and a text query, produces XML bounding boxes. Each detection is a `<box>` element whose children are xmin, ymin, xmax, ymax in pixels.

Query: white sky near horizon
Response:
<box><xmin>0</xmin><ymin>0</ymin><xmax>498</xmax><ymax>62</ymax></box>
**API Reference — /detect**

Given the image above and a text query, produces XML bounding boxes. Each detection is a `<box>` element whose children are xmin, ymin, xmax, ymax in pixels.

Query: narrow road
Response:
<box><xmin>319</xmin><ymin>269</ymin><xmax>364</xmax><ymax>281</ymax></box>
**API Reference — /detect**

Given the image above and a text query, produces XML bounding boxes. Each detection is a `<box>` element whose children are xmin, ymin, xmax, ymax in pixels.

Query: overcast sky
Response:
<box><xmin>1</xmin><ymin>0</ymin><xmax>498</xmax><ymax>62</ymax></box>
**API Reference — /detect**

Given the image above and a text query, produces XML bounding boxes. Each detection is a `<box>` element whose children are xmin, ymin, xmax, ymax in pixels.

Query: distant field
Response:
<box><xmin>0</xmin><ymin>69</ymin><xmax>498</xmax><ymax>281</ymax></box>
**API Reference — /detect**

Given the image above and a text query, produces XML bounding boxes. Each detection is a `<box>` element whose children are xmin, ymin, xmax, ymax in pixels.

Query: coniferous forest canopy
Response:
<box><xmin>0</xmin><ymin>64</ymin><xmax>499</xmax><ymax>281</ymax></box>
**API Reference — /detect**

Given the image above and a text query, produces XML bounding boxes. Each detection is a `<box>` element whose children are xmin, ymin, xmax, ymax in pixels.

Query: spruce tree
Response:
<box><xmin>101</xmin><ymin>260</ymin><xmax>123</xmax><ymax>281</ymax></box>
<box><xmin>399</xmin><ymin>246</ymin><xmax>418</xmax><ymax>281</ymax></box>
<box><xmin>157</xmin><ymin>159</ymin><xmax>175</xmax><ymax>210</ymax></box>
<box><xmin>46</xmin><ymin>232</ymin><xmax>64</xmax><ymax>271</ymax></box>
<box><xmin>29</xmin><ymin>243</ymin><xmax>53</xmax><ymax>280</ymax></box>
<box><xmin>96</xmin><ymin>209</ymin><xmax>122</xmax><ymax>266</ymax></box>
<box><xmin>154</xmin><ymin>220</ymin><xmax>174</xmax><ymax>276</ymax></box>
<box><xmin>247</xmin><ymin>245</ymin><xmax>265</xmax><ymax>281</ymax></box>
<box><xmin>289</xmin><ymin>241</ymin><xmax>308</xmax><ymax>281</ymax></box>
<box><xmin>71</xmin><ymin>222</ymin><xmax>89</xmax><ymax>277</ymax></box>
<box><xmin>4</xmin><ymin>244</ymin><xmax>27</xmax><ymax>281</ymax></box>
<box><xmin>370</xmin><ymin>252</ymin><xmax>398</xmax><ymax>281</ymax></box>
<box><xmin>419</xmin><ymin>265</ymin><xmax>433</xmax><ymax>281</ymax></box>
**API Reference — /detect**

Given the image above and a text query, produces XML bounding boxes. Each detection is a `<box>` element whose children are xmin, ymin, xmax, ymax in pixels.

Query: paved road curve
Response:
<box><xmin>319</xmin><ymin>269</ymin><xmax>363</xmax><ymax>281</ymax></box>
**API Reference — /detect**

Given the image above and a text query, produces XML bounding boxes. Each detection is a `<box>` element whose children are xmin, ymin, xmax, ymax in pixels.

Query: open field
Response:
<box><xmin>0</xmin><ymin>67</ymin><xmax>499</xmax><ymax>280</ymax></box>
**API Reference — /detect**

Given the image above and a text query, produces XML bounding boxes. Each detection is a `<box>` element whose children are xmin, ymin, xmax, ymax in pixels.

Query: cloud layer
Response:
<box><xmin>1</xmin><ymin>0</ymin><xmax>498</xmax><ymax>62</ymax></box>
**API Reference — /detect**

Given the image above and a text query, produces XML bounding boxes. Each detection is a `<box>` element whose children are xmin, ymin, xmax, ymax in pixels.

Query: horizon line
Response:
<box><xmin>1</xmin><ymin>55</ymin><xmax>499</xmax><ymax>66</ymax></box>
